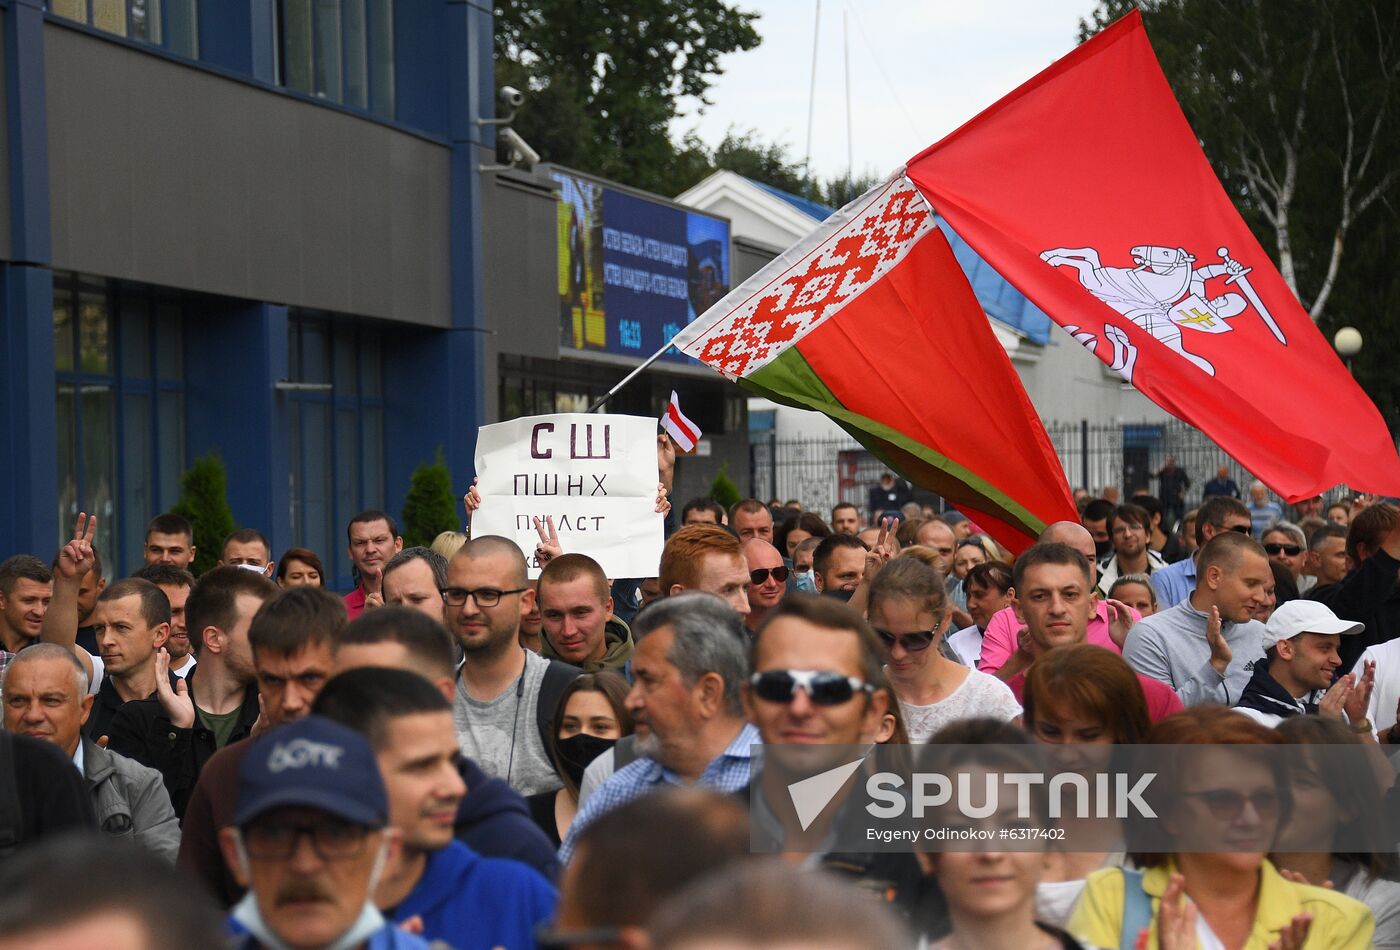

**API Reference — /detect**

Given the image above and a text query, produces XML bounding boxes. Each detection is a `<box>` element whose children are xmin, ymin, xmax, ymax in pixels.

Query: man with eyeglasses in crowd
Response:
<box><xmin>443</xmin><ymin>536</ymin><xmax>580</xmax><ymax>797</ymax></box>
<box><xmin>742</xmin><ymin>539</ymin><xmax>788</xmax><ymax>635</ymax></box>
<box><xmin>1150</xmin><ymin>495</ymin><xmax>1253</xmax><ymax>609</ymax></box>
<box><xmin>219</xmin><ymin>716</ymin><xmax>433</xmax><ymax>950</ymax></box>
<box><xmin>559</xmin><ymin>593</ymin><xmax>757</xmax><ymax>863</ymax></box>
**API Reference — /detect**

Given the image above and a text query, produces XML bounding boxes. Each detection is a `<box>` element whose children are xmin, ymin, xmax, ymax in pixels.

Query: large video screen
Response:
<box><xmin>554</xmin><ymin>169</ymin><xmax>730</xmax><ymax>363</ymax></box>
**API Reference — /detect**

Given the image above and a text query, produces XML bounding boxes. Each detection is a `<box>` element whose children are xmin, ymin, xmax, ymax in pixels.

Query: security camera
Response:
<box><xmin>499</xmin><ymin>128</ymin><xmax>540</xmax><ymax>168</ymax></box>
<box><xmin>498</xmin><ymin>86</ymin><xmax>525</xmax><ymax>110</ymax></box>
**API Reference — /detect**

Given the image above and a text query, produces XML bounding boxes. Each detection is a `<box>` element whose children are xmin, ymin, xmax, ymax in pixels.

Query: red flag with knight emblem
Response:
<box><xmin>906</xmin><ymin>10</ymin><xmax>1400</xmax><ymax>500</ymax></box>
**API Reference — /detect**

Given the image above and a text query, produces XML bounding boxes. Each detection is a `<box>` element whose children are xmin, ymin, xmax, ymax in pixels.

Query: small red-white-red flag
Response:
<box><xmin>661</xmin><ymin>391</ymin><xmax>702</xmax><ymax>453</ymax></box>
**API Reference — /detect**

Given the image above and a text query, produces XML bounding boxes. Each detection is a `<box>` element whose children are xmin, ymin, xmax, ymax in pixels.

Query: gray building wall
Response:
<box><xmin>43</xmin><ymin>24</ymin><xmax>450</xmax><ymax>326</ymax></box>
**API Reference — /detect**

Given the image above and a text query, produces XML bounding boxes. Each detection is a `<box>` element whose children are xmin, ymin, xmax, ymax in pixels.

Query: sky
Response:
<box><xmin>672</xmin><ymin>0</ymin><xmax>1103</xmax><ymax>187</ymax></box>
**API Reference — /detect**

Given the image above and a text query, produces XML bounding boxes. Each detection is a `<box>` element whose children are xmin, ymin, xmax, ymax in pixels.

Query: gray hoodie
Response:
<box><xmin>1122</xmin><ymin>599</ymin><xmax>1266</xmax><ymax>707</ymax></box>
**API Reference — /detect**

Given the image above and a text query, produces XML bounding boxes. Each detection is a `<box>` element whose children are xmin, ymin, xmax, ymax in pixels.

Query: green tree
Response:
<box><xmin>709</xmin><ymin>462</ymin><xmax>742</xmax><ymax>510</ymax></box>
<box><xmin>400</xmin><ymin>447</ymin><xmax>459</xmax><ymax>548</ymax></box>
<box><xmin>170</xmin><ymin>452</ymin><xmax>237</xmax><ymax>577</ymax></box>
<box><xmin>1080</xmin><ymin>1</ymin><xmax>1400</xmax><ymax>419</ymax></box>
<box><xmin>496</xmin><ymin>0</ymin><xmax>761</xmax><ymax>195</ymax></box>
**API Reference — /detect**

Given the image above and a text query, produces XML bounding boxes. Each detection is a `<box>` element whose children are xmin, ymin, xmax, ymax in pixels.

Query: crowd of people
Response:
<box><xmin>1</xmin><ymin>445</ymin><xmax>1399</xmax><ymax>950</ymax></box>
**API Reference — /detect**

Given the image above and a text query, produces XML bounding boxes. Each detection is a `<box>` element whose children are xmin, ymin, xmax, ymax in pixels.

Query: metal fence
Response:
<box><xmin>750</xmin><ymin>419</ymin><xmax>1364</xmax><ymax>521</ymax></box>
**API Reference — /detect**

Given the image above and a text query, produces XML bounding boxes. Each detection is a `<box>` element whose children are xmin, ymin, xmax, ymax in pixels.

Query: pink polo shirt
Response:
<box><xmin>977</xmin><ymin>600</ymin><xmax>1132</xmax><ymax>674</ymax></box>
<box><xmin>343</xmin><ymin>585</ymin><xmax>367</xmax><ymax>621</ymax></box>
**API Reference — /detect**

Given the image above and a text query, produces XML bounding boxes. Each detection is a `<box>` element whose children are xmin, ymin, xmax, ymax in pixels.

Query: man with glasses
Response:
<box><xmin>218</xmin><ymin>715</ymin><xmax>433</xmax><ymax>950</ymax></box>
<box><xmin>742</xmin><ymin>539</ymin><xmax>788</xmax><ymax>635</ymax></box>
<box><xmin>444</xmin><ymin>537</ymin><xmax>579</xmax><ymax>797</ymax></box>
<box><xmin>742</xmin><ymin>595</ymin><xmax>942</xmax><ymax>922</ymax></box>
<box><xmin>344</xmin><ymin>511</ymin><xmax>404</xmax><ymax>621</ymax></box>
<box><xmin>1125</xmin><ymin>531</ymin><xmax>1271</xmax><ymax>706</ymax></box>
<box><xmin>559</xmin><ymin>593</ymin><xmax>756</xmax><ymax>863</ymax></box>
<box><xmin>537</xmin><ymin>554</ymin><xmax>632</xmax><ymax>672</ymax></box>
<box><xmin>1094</xmin><ymin>503</ymin><xmax>1166</xmax><ymax>597</ymax></box>
<box><xmin>1150</xmin><ymin>495</ymin><xmax>1253</xmax><ymax>609</ymax></box>
<box><xmin>1261</xmin><ymin>522</ymin><xmax>1309</xmax><ymax>591</ymax></box>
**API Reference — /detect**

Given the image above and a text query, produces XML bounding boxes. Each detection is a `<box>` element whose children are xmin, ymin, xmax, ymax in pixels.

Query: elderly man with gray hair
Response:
<box><xmin>2</xmin><ymin>643</ymin><xmax>179</xmax><ymax>859</ymax></box>
<box><xmin>558</xmin><ymin>592</ymin><xmax>756</xmax><ymax>863</ymax></box>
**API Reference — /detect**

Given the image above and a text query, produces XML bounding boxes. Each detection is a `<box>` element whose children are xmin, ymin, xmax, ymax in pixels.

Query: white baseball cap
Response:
<box><xmin>1262</xmin><ymin>600</ymin><xmax>1364</xmax><ymax>650</ymax></box>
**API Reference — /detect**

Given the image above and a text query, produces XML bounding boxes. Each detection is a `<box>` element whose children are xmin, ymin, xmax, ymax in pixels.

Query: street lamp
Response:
<box><xmin>1334</xmin><ymin>326</ymin><xmax>1363</xmax><ymax>374</ymax></box>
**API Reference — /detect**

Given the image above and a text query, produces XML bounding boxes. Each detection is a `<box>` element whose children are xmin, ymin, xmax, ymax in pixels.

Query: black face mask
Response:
<box><xmin>1094</xmin><ymin>537</ymin><xmax>1113</xmax><ymax>560</ymax></box>
<box><xmin>557</xmin><ymin>734</ymin><xmax>617</xmax><ymax>788</ymax></box>
<box><xmin>822</xmin><ymin>586</ymin><xmax>858</xmax><ymax>603</ymax></box>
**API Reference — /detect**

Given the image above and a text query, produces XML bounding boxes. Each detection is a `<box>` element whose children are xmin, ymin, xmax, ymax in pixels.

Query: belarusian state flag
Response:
<box><xmin>906</xmin><ymin>10</ymin><xmax>1400</xmax><ymax>499</ymax></box>
<box><xmin>673</xmin><ymin>175</ymin><xmax>1077</xmax><ymax>553</ymax></box>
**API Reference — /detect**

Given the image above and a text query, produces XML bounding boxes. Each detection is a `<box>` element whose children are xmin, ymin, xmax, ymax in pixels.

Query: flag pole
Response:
<box><xmin>587</xmin><ymin>338</ymin><xmax>678</xmax><ymax>413</ymax></box>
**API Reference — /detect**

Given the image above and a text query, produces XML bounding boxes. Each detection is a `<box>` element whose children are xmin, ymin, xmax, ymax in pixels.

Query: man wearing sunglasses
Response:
<box><xmin>1149</xmin><ymin>495</ymin><xmax>1253</xmax><ymax>609</ymax></box>
<box><xmin>742</xmin><ymin>539</ymin><xmax>788</xmax><ymax>635</ymax></box>
<box><xmin>1124</xmin><ymin>530</ymin><xmax>1270</xmax><ymax>706</ymax></box>
<box><xmin>219</xmin><ymin>715</ymin><xmax>432</xmax><ymax>950</ymax></box>
<box><xmin>743</xmin><ymin>596</ymin><xmax>939</xmax><ymax>921</ymax></box>
<box><xmin>1260</xmin><ymin>522</ymin><xmax>1308</xmax><ymax>589</ymax></box>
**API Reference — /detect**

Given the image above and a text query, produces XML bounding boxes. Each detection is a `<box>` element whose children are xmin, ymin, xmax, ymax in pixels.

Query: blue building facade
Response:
<box><xmin>0</xmin><ymin>0</ymin><xmax>494</xmax><ymax>587</ymax></box>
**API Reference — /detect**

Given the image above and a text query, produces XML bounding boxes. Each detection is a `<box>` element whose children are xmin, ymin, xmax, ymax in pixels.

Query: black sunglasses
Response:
<box><xmin>751</xmin><ymin>669</ymin><xmax>874</xmax><ymax>706</ymax></box>
<box><xmin>1227</xmin><ymin>524</ymin><xmax>1253</xmax><ymax>535</ymax></box>
<box><xmin>1183</xmin><ymin>788</ymin><xmax>1280</xmax><ymax>822</ymax></box>
<box><xmin>872</xmin><ymin>627</ymin><xmax>935</xmax><ymax>652</ymax></box>
<box><xmin>1263</xmin><ymin>542</ymin><xmax>1303</xmax><ymax>557</ymax></box>
<box><xmin>750</xmin><ymin>566</ymin><xmax>790</xmax><ymax>585</ymax></box>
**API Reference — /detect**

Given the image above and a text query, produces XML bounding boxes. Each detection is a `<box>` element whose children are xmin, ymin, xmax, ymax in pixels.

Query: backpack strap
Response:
<box><xmin>535</xmin><ymin>660</ymin><xmax>582</xmax><ymax>753</ymax></box>
<box><xmin>0</xmin><ymin>731</ymin><xmax>24</xmax><ymax>857</ymax></box>
<box><xmin>1118</xmin><ymin>868</ymin><xmax>1153</xmax><ymax>950</ymax></box>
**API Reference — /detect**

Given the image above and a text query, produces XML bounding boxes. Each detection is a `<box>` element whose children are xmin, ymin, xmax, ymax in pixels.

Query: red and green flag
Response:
<box><xmin>672</xmin><ymin>176</ymin><xmax>1078</xmax><ymax>553</ymax></box>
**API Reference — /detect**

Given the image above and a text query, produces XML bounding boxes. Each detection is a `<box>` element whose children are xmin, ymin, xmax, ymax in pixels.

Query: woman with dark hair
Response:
<box><xmin>1272</xmin><ymin>715</ymin><xmax>1400</xmax><ymax>948</ymax></box>
<box><xmin>921</xmin><ymin>718</ymin><xmax>1096</xmax><ymax>948</ymax></box>
<box><xmin>1022</xmin><ymin>645</ymin><xmax>1151</xmax><ymax>927</ymax></box>
<box><xmin>946</xmin><ymin>561</ymin><xmax>1013</xmax><ymax>667</ymax></box>
<box><xmin>777</xmin><ymin>511</ymin><xmax>833</xmax><ymax>562</ymax></box>
<box><xmin>527</xmin><ymin>671</ymin><xmax>633</xmax><ymax>847</ymax></box>
<box><xmin>1069</xmin><ymin>706</ymin><xmax>1374</xmax><ymax>949</ymax></box>
<box><xmin>275</xmin><ymin>547</ymin><xmax>324</xmax><ymax>587</ymax></box>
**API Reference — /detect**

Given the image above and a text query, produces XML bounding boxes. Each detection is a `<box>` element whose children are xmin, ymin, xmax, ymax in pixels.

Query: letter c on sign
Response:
<box><xmin>531</xmin><ymin>423</ymin><xmax>554</xmax><ymax>459</ymax></box>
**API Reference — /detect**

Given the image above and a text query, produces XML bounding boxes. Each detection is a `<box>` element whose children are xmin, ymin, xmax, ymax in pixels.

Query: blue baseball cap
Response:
<box><xmin>234</xmin><ymin>716</ymin><xmax>388</xmax><ymax>828</ymax></box>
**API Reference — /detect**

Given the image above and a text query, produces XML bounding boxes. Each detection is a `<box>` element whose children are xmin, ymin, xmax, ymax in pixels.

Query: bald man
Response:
<box><xmin>742</xmin><ymin>540</ymin><xmax>787</xmax><ymax>634</ymax></box>
<box><xmin>975</xmin><ymin>521</ymin><xmax>1139</xmax><ymax>675</ymax></box>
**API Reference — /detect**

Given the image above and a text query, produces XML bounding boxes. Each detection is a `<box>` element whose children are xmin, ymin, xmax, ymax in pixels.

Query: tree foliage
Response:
<box><xmin>709</xmin><ymin>462</ymin><xmax>742</xmax><ymax>510</ymax></box>
<box><xmin>1081</xmin><ymin>0</ymin><xmax>1400</xmax><ymax>419</ymax></box>
<box><xmin>400</xmin><ymin>447</ymin><xmax>459</xmax><ymax>549</ymax></box>
<box><xmin>496</xmin><ymin>0</ymin><xmax>761</xmax><ymax>195</ymax></box>
<box><xmin>170</xmin><ymin>452</ymin><xmax>237</xmax><ymax>577</ymax></box>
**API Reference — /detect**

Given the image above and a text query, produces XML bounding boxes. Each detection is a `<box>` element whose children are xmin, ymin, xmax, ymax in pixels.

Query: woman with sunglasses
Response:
<box><xmin>868</xmin><ymin>558</ymin><xmax>1020</xmax><ymax>743</ymax></box>
<box><xmin>1069</xmin><ymin>706</ymin><xmax>1374</xmax><ymax>949</ymax></box>
<box><xmin>1272</xmin><ymin>715</ymin><xmax>1400</xmax><ymax>949</ymax></box>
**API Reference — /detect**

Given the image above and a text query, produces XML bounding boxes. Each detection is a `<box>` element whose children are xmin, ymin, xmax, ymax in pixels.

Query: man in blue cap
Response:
<box><xmin>218</xmin><ymin>715</ymin><xmax>431</xmax><ymax>950</ymax></box>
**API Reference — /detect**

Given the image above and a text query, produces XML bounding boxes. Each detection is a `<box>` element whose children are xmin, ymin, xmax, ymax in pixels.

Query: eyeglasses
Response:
<box><xmin>1183</xmin><ymin>788</ymin><xmax>1280</xmax><ymax>822</ymax></box>
<box><xmin>749</xmin><ymin>566</ymin><xmax>790</xmax><ymax>585</ymax></box>
<box><xmin>534</xmin><ymin>925</ymin><xmax>624</xmax><ymax>950</ymax></box>
<box><xmin>440</xmin><ymin>586</ymin><xmax>528</xmax><ymax>607</ymax></box>
<box><xmin>750</xmin><ymin>669</ymin><xmax>874</xmax><ymax>706</ymax></box>
<box><xmin>872</xmin><ymin>627</ymin><xmax>935</xmax><ymax>652</ymax></box>
<box><xmin>242</xmin><ymin>816</ymin><xmax>371</xmax><ymax>861</ymax></box>
<box><xmin>1263</xmin><ymin>543</ymin><xmax>1303</xmax><ymax>557</ymax></box>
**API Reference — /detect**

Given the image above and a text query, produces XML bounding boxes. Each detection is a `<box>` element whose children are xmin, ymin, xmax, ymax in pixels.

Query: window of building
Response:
<box><xmin>286</xmin><ymin>315</ymin><xmax>386</xmax><ymax>590</ymax></box>
<box><xmin>53</xmin><ymin>275</ymin><xmax>187</xmax><ymax>577</ymax></box>
<box><xmin>277</xmin><ymin>0</ymin><xmax>394</xmax><ymax>119</ymax></box>
<box><xmin>48</xmin><ymin>0</ymin><xmax>198</xmax><ymax>58</ymax></box>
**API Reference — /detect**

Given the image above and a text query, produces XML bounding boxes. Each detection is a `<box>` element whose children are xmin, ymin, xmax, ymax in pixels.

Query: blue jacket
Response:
<box><xmin>392</xmin><ymin>840</ymin><xmax>556</xmax><ymax>950</ymax></box>
<box><xmin>456</xmin><ymin>756</ymin><xmax>559</xmax><ymax>880</ymax></box>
